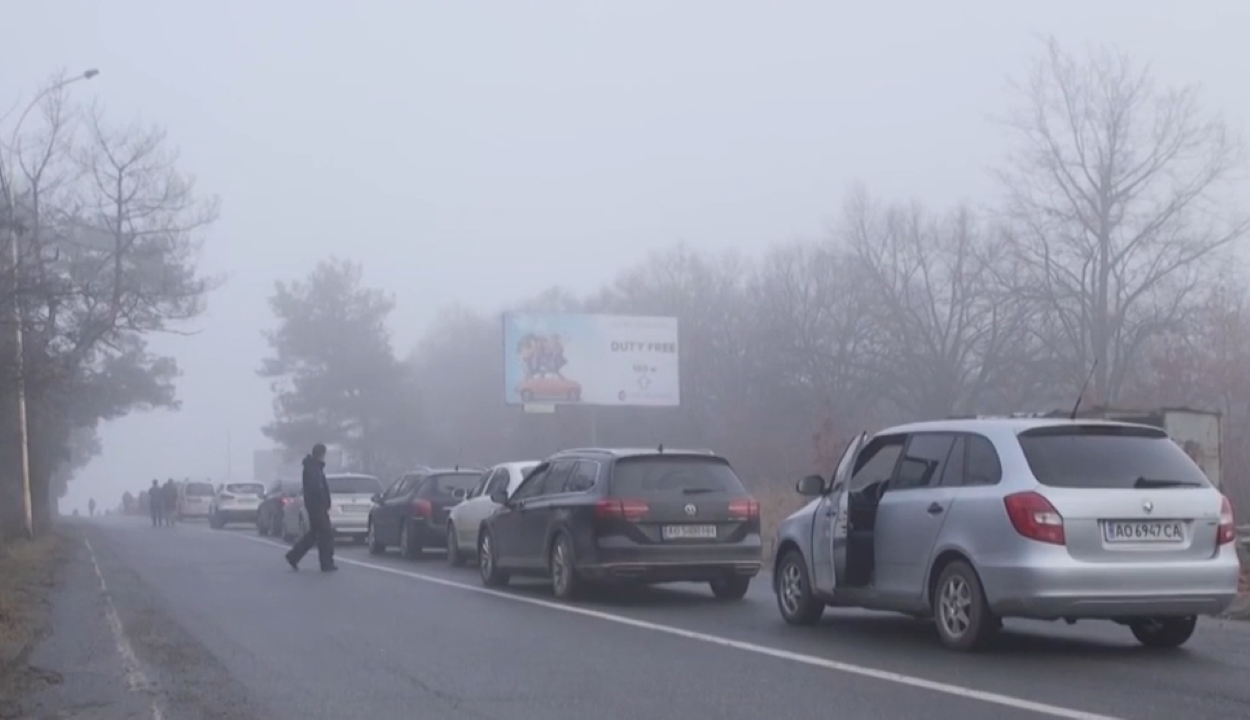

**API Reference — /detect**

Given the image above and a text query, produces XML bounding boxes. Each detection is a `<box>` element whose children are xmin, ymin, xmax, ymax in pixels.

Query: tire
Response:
<box><xmin>549</xmin><ymin>533</ymin><xmax>585</xmax><ymax>600</ymax></box>
<box><xmin>478</xmin><ymin>529</ymin><xmax>510</xmax><ymax>587</ymax></box>
<box><xmin>1129</xmin><ymin>616</ymin><xmax>1197</xmax><ymax>649</ymax></box>
<box><xmin>710</xmin><ymin>576</ymin><xmax>750</xmax><ymax>601</ymax></box>
<box><xmin>209</xmin><ymin>514</ymin><xmax>223</xmax><ymax>530</ymax></box>
<box><xmin>933</xmin><ymin>560</ymin><xmax>999</xmax><ymax>651</ymax></box>
<box><xmin>446</xmin><ymin>524</ymin><xmax>466</xmax><ymax>567</ymax></box>
<box><xmin>775</xmin><ymin>550</ymin><xmax>824</xmax><ymax>625</ymax></box>
<box><xmin>270</xmin><ymin>512</ymin><xmax>282</xmax><ymax>538</ymax></box>
<box><xmin>258</xmin><ymin>514</ymin><xmax>270</xmax><ymax>537</ymax></box>
<box><xmin>366</xmin><ymin>521</ymin><xmax>385</xmax><ymax>555</ymax></box>
<box><xmin>400</xmin><ymin>521</ymin><xmax>423</xmax><ymax>560</ymax></box>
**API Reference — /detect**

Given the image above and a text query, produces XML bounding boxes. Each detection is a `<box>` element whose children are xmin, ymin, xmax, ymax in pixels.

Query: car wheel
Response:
<box><xmin>446</xmin><ymin>524</ymin><xmax>465</xmax><ymax>567</ymax></box>
<box><xmin>209</xmin><ymin>514</ymin><xmax>221</xmax><ymax>530</ymax></box>
<box><xmin>400</xmin><ymin>521</ymin><xmax>423</xmax><ymax>560</ymax></box>
<box><xmin>478</xmin><ymin>530</ymin><xmax>509</xmax><ymax>587</ymax></box>
<box><xmin>1129</xmin><ymin>616</ymin><xmax>1197</xmax><ymax>649</ymax></box>
<box><xmin>933</xmin><ymin>560</ymin><xmax>998</xmax><ymax>651</ymax></box>
<box><xmin>270</xmin><ymin>513</ymin><xmax>283</xmax><ymax>538</ymax></box>
<box><xmin>709</xmin><ymin>576</ymin><xmax>750</xmax><ymax>601</ymax></box>
<box><xmin>366</xmin><ymin>521</ymin><xmax>386</xmax><ymax>555</ymax></box>
<box><xmin>775</xmin><ymin>550</ymin><xmax>824</xmax><ymax>625</ymax></box>
<box><xmin>550</xmin><ymin>533</ymin><xmax>585</xmax><ymax>600</ymax></box>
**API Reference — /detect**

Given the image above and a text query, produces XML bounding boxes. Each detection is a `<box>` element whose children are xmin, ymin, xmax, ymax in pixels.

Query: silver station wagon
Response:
<box><xmin>772</xmin><ymin>417</ymin><xmax>1240</xmax><ymax>651</ymax></box>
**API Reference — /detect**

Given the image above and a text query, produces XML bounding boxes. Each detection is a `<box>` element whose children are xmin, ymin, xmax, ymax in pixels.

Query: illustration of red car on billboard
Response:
<box><xmin>514</xmin><ymin>332</ymin><xmax>583</xmax><ymax>402</ymax></box>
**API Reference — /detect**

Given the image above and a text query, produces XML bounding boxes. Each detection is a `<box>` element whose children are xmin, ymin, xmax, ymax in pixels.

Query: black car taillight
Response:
<box><xmin>728</xmin><ymin>498</ymin><xmax>759</xmax><ymax>520</ymax></box>
<box><xmin>411</xmin><ymin>499</ymin><xmax>433</xmax><ymax>519</ymax></box>
<box><xmin>594</xmin><ymin>498</ymin><xmax>649</xmax><ymax>522</ymax></box>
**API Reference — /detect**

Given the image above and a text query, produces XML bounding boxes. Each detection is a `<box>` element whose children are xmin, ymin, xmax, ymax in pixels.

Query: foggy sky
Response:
<box><xmin>2</xmin><ymin>0</ymin><xmax>1248</xmax><ymax>512</ymax></box>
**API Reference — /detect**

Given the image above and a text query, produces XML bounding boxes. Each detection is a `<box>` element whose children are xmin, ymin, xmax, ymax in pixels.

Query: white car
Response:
<box><xmin>209</xmin><ymin>481</ymin><xmax>266</xmax><ymax>529</ymax></box>
<box><xmin>445</xmin><ymin>461</ymin><xmax>539</xmax><ymax>567</ymax></box>
<box><xmin>282</xmin><ymin>473</ymin><xmax>384</xmax><ymax>544</ymax></box>
<box><xmin>177</xmin><ymin>480</ymin><xmax>216</xmax><ymax>520</ymax></box>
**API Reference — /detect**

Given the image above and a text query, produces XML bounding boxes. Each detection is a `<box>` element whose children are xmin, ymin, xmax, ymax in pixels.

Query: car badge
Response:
<box><xmin>683</xmin><ymin>503</ymin><xmax>697</xmax><ymax>516</ymax></box>
<box><xmin>1142</xmin><ymin>500</ymin><xmax>1154</xmax><ymax>514</ymax></box>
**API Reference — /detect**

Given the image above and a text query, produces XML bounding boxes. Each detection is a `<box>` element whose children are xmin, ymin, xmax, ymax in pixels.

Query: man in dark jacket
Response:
<box><xmin>284</xmin><ymin>443</ymin><xmax>337</xmax><ymax>572</ymax></box>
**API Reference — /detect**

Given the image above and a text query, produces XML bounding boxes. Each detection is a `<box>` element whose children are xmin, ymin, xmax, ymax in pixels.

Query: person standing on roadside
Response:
<box><xmin>148</xmin><ymin>479</ymin><xmax>162</xmax><ymax>527</ymax></box>
<box><xmin>285</xmin><ymin>443</ymin><xmax>337</xmax><ymax>572</ymax></box>
<box><xmin>162</xmin><ymin>478</ymin><xmax>179</xmax><ymax>526</ymax></box>
<box><xmin>88</xmin><ymin>498</ymin><xmax>97</xmax><ymax>517</ymax></box>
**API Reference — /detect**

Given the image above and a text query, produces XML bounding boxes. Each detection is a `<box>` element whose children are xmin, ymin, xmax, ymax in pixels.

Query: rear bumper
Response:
<box><xmin>330</xmin><ymin>514</ymin><xmax>370</xmax><ymax>535</ymax></box>
<box><xmin>979</xmin><ymin>546</ymin><xmax>1241</xmax><ymax>619</ymax></box>
<box><xmin>179</xmin><ymin>506</ymin><xmax>211</xmax><ymax>518</ymax></box>
<box><xmin>580</xmin><ymin>536</ymin><xmax>763</xmax><ymax>584</ymax></box>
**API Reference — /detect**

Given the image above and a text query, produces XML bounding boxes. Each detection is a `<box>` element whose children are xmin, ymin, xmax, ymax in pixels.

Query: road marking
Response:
<box><xmin>85</xmin><ymin>538</ymin><xmax>165</xmax><ymax>720</ymax></box>
<box><xmin>229</xmin><ymin>533</ymin><xmax>1120</xmax><ymax>720</ymax></box>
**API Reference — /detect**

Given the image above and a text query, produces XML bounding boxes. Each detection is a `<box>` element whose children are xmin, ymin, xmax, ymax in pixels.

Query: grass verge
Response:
<box><xmin>0</xmin><ymin>532</ymin><xmax>67</xmax><ymax>685</ymax></box>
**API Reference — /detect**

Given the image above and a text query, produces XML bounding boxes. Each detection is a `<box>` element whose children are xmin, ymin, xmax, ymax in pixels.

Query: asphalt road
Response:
<box><xmin>15</xmin><ymin>516</ymin><xmax>1250</xmax><ymax>719</ymax></box>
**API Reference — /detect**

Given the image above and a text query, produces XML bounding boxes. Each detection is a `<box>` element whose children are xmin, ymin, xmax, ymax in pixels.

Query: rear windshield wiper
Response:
<box><xmin>1133</xmin><ymin>477</ymin><xmax>1202</xmax><ymax>489</ymax></box>
<box><xmin>680</xmin><ymin>487</ymin><xmax>717</xmax><ymax>495</ymax></box>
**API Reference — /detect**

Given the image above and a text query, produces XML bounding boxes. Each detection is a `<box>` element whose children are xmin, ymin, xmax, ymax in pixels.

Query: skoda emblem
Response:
<box><xmin>683</xmin><ymin>503</ymin><xmax>697</xmax><ymax>516</ymax></box>
<box><xmin>1142</xmin><ymin>500</ymin><xmax>1154</xmax><ymax>514</ymax></box>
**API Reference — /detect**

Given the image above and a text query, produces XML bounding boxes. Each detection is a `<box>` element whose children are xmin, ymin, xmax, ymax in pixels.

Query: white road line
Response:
<box><xmin>85</xmin><ymin>538</ymin><xmax>165</xmax><ymax>720</ymax></box>
<box><xmin>229</xmin><ymin>532</ymin><xmax>1121</xmax><ymax>720</ymax></box>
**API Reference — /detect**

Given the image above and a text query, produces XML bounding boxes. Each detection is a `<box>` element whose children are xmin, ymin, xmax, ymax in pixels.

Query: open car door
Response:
<box><xmin>811</xmin><ymin>431</ymin><xmax>867</xmax><ymax>595</ymax></box>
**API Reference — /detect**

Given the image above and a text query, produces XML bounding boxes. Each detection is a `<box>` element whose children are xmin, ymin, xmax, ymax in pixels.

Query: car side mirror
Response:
<box><xmin>370</xmin><ymin>493</ymin><xmax>381</xmax><ymax>504</ymax></box>
<box><xmin>489</xmin><ymin>489</ymin><xmax>509</xmax><ymax>505</ymax></box>
<box><xmin>796</xmin><ymin>474</ymin><xmax>827</xmax><ymax>497</ymax></box>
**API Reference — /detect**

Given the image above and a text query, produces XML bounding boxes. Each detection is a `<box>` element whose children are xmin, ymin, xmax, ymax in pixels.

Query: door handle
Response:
<box><xmin>926</xmin><ymin>502</ymin><xmax>944</xmax><ymax>515</ymax></box>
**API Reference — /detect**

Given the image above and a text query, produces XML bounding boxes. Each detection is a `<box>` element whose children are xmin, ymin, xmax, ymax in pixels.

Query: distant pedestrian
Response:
<box><xmin>162</xmin><ymin>479</ymin><xmax>178</xmax><ymax>526</ymax></box>
<box><xmin>88</xmin><ymin>498</ymin><xmax>97</xmax><ymax>517</ymax></box>
<box><xmin>284</xmin><ymin>443</ymin><xmax>337</xmax><ymax>572</ymax></box>
<box><xmin>149</xmin><ymin>479</ymin><xmax>162</xmax><ymax>527</ymax></box>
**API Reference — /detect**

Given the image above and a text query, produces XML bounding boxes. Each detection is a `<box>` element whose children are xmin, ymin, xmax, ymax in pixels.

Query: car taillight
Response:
<box><xmin>1003</xmin><ymin>491</ymin><xmax>1065</xmax><ymax>545</ymax></box>
<box><xmin>1217</xmin><ymin>494</ymin><xmax>1236</xmax><ymax>545</ymax></box>
<box><xmin>594</xmin><ymin>499</ymin><xmax>649</xmax><ymax>522</ymax></box>
<box><xmin>280</xmin><ymin>497</ymin><xmax>293</xmax><ymax>507</ymax></box>
<box><xmin>411</xmin><ymin>499</ymin><xmax>433</xmax><ymax>519</ymax></box>
<box><xmin>728</xmin><ymin>498</ymin><xmax>759</xmax><ymax>520</ymax></box>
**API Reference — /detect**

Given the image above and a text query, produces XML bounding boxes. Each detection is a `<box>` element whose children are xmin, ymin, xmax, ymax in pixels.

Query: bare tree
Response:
<box><xmin>996</xmin><ymin>37</ymin><xmax>1248</xmax><ymax>405</ymax></box>
<box><xmin>840</xmin><ymin>188</ymin><xmax>1034</xmax><ymax>418</ymax></box>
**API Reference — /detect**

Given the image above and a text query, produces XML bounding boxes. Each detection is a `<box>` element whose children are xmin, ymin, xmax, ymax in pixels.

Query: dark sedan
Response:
<box><xmin>477</xmin><ymin>448</ymin><xmax>763</xmax><ymax>600</ymax></box>
<box><xmin>366</xmin><ymin>468</ymin><xmax>485</xmax><ymax>559</ymax></box>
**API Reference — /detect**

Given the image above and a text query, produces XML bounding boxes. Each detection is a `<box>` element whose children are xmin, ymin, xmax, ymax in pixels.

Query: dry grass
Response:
<box><xmin>757</xmin><ymin>483</ymin><xmax>807</xmax><ymax>565</ymax></box>
<box><xmin>0</xmin><ymin>534</ymin><xmax>64</xmax><ymax>669</ymax></box>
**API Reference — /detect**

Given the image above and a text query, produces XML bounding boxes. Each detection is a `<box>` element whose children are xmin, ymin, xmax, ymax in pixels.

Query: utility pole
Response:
<box><xmin>1</xmin><ymin>69</ymin><xmax>99</xmax><ymax>539</ymax></box>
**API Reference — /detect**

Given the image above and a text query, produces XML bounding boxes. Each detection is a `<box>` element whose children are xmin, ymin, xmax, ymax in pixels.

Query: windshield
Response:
<box><xmin>419</xmin><ymin>473</ymin><xmax>482</xmax><ymax>498</ymax></box>
<box><xmin>225</xmin><ymin>483</ymin><xmax>264</xmax><ymax>495</ymax></box>
<box><xmin>185</xmin><ymin>482</ymin><xmax>214</xmax><ymax>497</ymax></box>
<box><xmin>609</xmin><ymin>456</ymin><xmax>746</xmax><ymax>497</ymax></box>
<box><xmin>1017</xmin><ymin>425</ymin><xmax>1211</xmax><ymax>489</ymax></box>
<box><xmin>326</xmin><ymin>475</ymin><xmax>383</xmax><ymax>494</ymax></box>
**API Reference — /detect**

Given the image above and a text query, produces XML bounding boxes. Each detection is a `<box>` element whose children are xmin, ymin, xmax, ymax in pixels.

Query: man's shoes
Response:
<box><xmin>320</xmin><ymin>565</ymin><xmax>338</xmax><ymax>572</ymax></box>
<box><xmin>284</xmin><ymin>552</ymin><xmax>299</xmax><ymax>571</ymax></box>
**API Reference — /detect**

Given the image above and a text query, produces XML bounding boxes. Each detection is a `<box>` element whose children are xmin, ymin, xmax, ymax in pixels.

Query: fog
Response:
<box><xmin>3</xmin><ymin>0</ymin><xmax>1249</xmax><ymax>517</ymax></box>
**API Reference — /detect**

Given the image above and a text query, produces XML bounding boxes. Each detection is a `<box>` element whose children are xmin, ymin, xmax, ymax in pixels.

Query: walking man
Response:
<box><xmin>285</xmin><ymin>443</ymin><xmax>337</xmax><ymax>572</ymax></box>
<box><xmin>162</xmin><ymin>479</ymin><xmax>179</xmax><ymax>526</ymax></box>
<box><xmin>148</xmin><ymin>479</ymin><xmax>162</xmax><ymax>527</ymax></box>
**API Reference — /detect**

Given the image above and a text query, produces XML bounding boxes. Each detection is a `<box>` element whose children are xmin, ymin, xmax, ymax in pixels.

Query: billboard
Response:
<box><xmin>502</xmin><ymin>313</ymin><xmax>679</xmax><ymax>407</ymax></box>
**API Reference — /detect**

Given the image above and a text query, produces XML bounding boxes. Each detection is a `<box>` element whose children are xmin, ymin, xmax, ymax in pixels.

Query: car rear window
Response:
<box><xmin>185</xmin><ymin>482</ymin><xmax>214</xmax><ymax>497</ymax></box>
<box><xmin>609</xmin><ymin>456</ymin><xmax>746</xmax><ymax>497</ymax></box>
<box><xmin>419</xmin><ymin>473</ymin><xmax>482</xmax><ymax>498</ymax></box>
<box><xmin>327</xmin><ymin>475</ymin><xmax>383</xmax><ymax>494</ymax></box>
<box><xmin>226</xmin><ymin>483</ymin><xmax>264</xmax><ymax>495</ymax></box>
<box><xmin>1017</xmin><ymin>425</ymin><xmax>1210</xmax><ymax>489</ymax></box>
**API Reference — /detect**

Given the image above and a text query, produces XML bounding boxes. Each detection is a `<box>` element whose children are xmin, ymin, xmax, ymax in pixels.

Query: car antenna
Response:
<box><xmin>1069</xmin><ymin>359</ymin><xmax>1099</xmax><ymax>420</ymax></box>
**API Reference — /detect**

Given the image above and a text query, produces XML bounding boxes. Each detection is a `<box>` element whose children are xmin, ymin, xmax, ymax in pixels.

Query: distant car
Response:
<box><xmin>208</xmin><ymin>481</ymin><xmax>266</xmax><ymax>529</ymax></box>
<box><xmin>517</xmin><ymin>376</ymin><xmax>582</xmax><ymax>402</ymax></box>
<box><xmin>477</xmin><ymin>447</ymin><xmax>763</xmax><ymax>600</ymax></box>
<box><xmin>176</xmin><ymin>480</ymin><xmax>215</xmax><ymax>520</ymax></box>
<box><xmin>771</xmin><ymin>418</ymin><xmax>1240</xmax><ymax>652</ymax></box>
<box><xmin>256</xmin><ymin>480</ymin><xmax>302</xmax><ymax>537</ymax></box>
<box><xmin>446</xmin><ymin>461</ymin><xmax>540</xmax><ymax>567</ymax></box>
<box><xmin>367</xmin><ymin>468</ymin><xmax>485</xmax><ymax>559</ymax></box>
<box><xmin>282</xmin><ymin>473</ymin><xmax>384</xmax><ymax>544</ymax></box>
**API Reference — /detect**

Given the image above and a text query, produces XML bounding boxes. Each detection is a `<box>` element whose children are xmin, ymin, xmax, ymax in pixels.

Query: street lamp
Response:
<box><xmin>0</xmin><ymin>68</ymin><xmax>100</xmax><ymax>539</ymax></box>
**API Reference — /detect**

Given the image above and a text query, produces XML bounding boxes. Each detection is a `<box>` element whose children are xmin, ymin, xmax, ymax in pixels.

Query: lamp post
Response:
<box><xmin>0</xmin><ymin>68</ymin><xmax>99</xmax><ymax>539</ymax></box>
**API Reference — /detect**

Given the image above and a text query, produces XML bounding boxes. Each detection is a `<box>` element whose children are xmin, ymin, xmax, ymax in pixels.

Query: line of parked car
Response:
<box><xmin>205</xmin><ymin>414</ymin><xmax>1241</xmax><ymax>653</ymax></box>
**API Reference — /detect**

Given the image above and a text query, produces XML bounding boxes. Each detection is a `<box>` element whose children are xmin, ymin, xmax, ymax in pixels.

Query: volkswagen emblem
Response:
<box><xmin>683</xmin><ymin>503</ymin><xmax>697</xmax><ymax>516</ymax></box>
<box><xmin>1142</xmin><ymin>500</ymin><xmax>1154</xmax><ymax>514</ymax></box>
